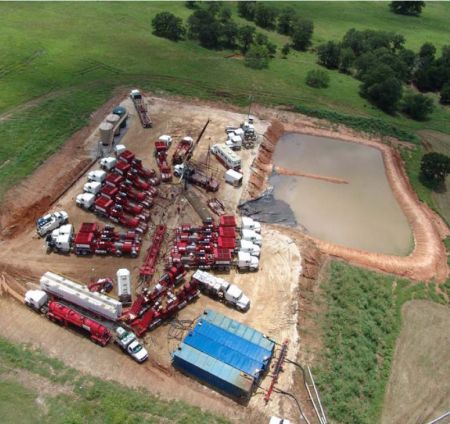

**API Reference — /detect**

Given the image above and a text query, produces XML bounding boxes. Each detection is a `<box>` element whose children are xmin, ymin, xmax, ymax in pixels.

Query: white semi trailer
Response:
<box><xmin>40</xmin><ymin>272</ymin><xmax>122</xmax><ymax>321</ymax></box>
<box><xmin>192</xmin><ymin>270</ymin><xmax>250</xmax><ymax>311</ymax></box>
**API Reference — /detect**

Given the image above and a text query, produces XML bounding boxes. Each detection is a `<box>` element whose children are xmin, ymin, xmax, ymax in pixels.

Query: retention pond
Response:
<box><xmin>266</xmin><ymin>133</ymin><xmax>413</xmax><ymax>255</ymax></box>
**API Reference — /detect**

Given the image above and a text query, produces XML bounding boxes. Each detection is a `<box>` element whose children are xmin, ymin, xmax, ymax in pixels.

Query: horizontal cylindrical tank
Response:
<box><xmin>99</xmin><ymin>121</ymin><xmax>114</xmax><ymax>145</ymax></box>
<box><xmin>106</xmin><ymin>113</ymin><xmax>121</xmax><ymax>135</ymax></box>
<box><xmin>40</xmin><ymin>272</ymin><xmax>122</xmax><ymax>321</ymax></box>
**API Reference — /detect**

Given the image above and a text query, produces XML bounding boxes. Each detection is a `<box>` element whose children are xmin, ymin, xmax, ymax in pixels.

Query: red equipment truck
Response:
<box><xmin>94</xmin><ymin>196</ymin><xmax>148</xmax><ymax>233</ymax></box>
<box><xmin>154</xmin><ymin>141</ymin><xmax>172</xmax><ymax>182</ymax></box>
<box><xmin>113</xmin><ymin>160</ymin><xmax>131</xmax><ymax>177</ymax></box>
<box><xmin>47</xmin><ymin>300</ymin><xmax>112</xmax><ymax>346</ymax></box>
<box><xmin>126</xmin><ymin>171</ymin><xmax>152</xmax><ymax>191</ymax></box>
<box><xmin>114</xmin><ymin>193</ymin><xmax>151</xmax><ymax>221</ymax></box>
<box><xmin>172</xmin><ymin>137</ymin><xmax>193</xmax><ymax>165</ymax></box>
<box><xmin>105</xmin><ymin>173</ymin><xmax>124</xmax><ymax>188</ymax></box>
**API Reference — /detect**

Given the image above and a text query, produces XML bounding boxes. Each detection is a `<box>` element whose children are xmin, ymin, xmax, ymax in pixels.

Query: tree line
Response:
<box><xmin>316</xmin><ymin>29</ymin><xmax>450</xmax><ymax>119</ymax></box>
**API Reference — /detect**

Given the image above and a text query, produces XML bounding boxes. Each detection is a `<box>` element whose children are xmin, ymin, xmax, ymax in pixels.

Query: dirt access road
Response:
<box><xmin>0</xmin><ymin>94</ymin><xmax>311</xmax><ymax>423</ymax></box>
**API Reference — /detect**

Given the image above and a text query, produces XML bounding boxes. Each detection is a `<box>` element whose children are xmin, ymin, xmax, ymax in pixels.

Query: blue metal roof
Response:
<box><xmin>184</xmin><ymin>330</ymin><xmax>263</xmax><ymax>378</ymax></box>
<box><xmin>202</xmin><ymin>308</ymin><xmax>275</xmax><ymax>353</ymax></box>
<box><xmin>194</xmin><ymin>320</ymin><xmax>272</xmax><ymax>366</ymax></box>
<box><xmin>172</xmin><ymin>343</ymin><xmax>254</xmax><ymax>399</ymax></box>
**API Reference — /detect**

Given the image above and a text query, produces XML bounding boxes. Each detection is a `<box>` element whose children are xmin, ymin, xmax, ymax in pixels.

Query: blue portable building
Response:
<box><xmin>194</xmin><ymin>320</ymin><xmax>272</xmax><ymax>367</ymax></box>
<box><xmin>183</xmin><ymin>330</ymin><xmax>263</xmax><ymax>378</ymax></box>
<box><xmin>172</xmin><ymin>309</ymin><xmax>275</xmax><ymax>400</ymax></box>
<box><xmin>202</xmin><ymin>308</ymin><xmax>275</xmax><ymax>353</ymax></box>
<box><xmin>172</xmin><ymin>343</ymin><xmax>255</xmax><ymax>399</ymax></box>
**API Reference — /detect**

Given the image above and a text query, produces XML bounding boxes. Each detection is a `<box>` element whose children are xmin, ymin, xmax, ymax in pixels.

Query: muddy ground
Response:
<box><xmin>0</xmin><ymin>94</ymin><xmax>318</xmax><ymax>423</ymax></box>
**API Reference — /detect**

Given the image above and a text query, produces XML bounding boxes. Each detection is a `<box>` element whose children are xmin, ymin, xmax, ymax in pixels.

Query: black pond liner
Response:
<box><xmin>238</xmin><ymin>171</ymin><xmax>298</xmax><ymax>228</ymax></box>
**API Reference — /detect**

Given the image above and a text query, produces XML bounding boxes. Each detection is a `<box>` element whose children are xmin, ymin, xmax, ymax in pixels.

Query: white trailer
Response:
<box><xmin>241</xmin><ymin>229</ymin><xmax>262</xmax><ymax>246</ymax></box>
<box><xmin>241</xmin><ymin>216</ymin><xmax>261</xmax><ymax>233</ymax></box>
<box><xmin>36</xmin><ymin>211</ymin><xmax>69</xmax><ymax>237</ymax></box>
<box><xmin>99</xmin><ymin>157</ymin><xmax>117</xmax><ymax>171</ymax></box>
<box><xmin>116</xmin><ymin>268</ymin><xmax>132</xmax><ymax>305</ymax></box>
<box><xmin>76</xmin><ymin>193</ymin><xmax>95</xmax><ymax>210</ymax></box>
<box><xmin>40</xmin><ymin>272</ymin><xmax>122</xmax><ymax>321</ymax></box>
<box><xmin>87</xmin><ymin>170</ymin><xmax>107</xmax><ymax>183</ymax></box>
<box><xmin>225</xmin><ymin>169</ymin><xmax>243</xmax><ymax>187</ymax></box>
<box><xmin>236</xmin><ymin>251</ymin><xmax>259</xmax><ymax>272</ymax></box>
<box><xmin>239</xmin><ymin>239</ymin><xmax>261</xmax><ymax>257</ymax></box>
<box><xmin>83</xmin><ymin>181</ymin><xmax>102</xmax><ymax>195</ymax></box>
<box><xmin>211</xmin><ymin>144</ymin><xmax>241</xmax><ymax>170</ymax></box>
<box><xmin>192</xmin><ymin>270</ymin><xmax>250</xmax><ymax>311</ymax></box>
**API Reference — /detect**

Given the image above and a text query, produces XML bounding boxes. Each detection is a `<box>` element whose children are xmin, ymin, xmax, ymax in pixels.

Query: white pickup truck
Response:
<box><xmin>36</xmin><ymin>211</ymin><xmax>69</xmax><ymax>237</ymax></box>
<box><xmin>115</xmin><ymin>327</ymin><xmax>148</xmax><ymax>363</ymax></box>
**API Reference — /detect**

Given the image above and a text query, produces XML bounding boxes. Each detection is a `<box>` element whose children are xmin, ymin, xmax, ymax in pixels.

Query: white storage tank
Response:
<box><xmin>99</xmin><ymin>121</ymin><xmax>114</xmax><ymax>145</ymax></box>
<box><xmin>106</xmin><ymin>113</ymin><xmax>121</xmax><ymax>135</ymax></box>
<box><xmin>116</xmin><ymin>268</ymin><xmax>132</xmax><ymax>305</ymax></box>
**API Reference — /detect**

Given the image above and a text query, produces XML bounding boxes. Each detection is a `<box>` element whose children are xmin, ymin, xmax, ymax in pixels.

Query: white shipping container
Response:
<box><xmin>40</xmin><ymin>272</ymin><xmax>122</xmax><ymax>321</ymax></box>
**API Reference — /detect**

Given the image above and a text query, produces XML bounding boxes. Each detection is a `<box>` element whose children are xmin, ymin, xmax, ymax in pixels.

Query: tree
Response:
<box><xmin>317</xmin><ymin>41</ymin><xmax>341</xmax><ymax>69</ymax></box>
<box><xmin>418</xmin><ymin>42</ymin><xmax>436</xmax><ymax>68</ymax></box>
<box><xmin>281</xmin><ymin>43</ymin><xmax>291</xmax><ymax>58</ymax></box>
<box><xmin>252</xmin><ymin>33</ymin><xmax>276</xmax><ymax>57</ymax></box>
<box><xmin>152</xmin><ymin>12</ymin><xmax>186</xmax><ymax>42</ymax></box>
<box><xmin>420</xmin><ymin>152</ymin><xmax>450</xmax><ymax>189</ymax></box>
<box><xmin>401</xmin><ymin>93</ymin><xmax>434</xmax><ymax>120</ymax></box>
<box><xmin>245</xmin><ymin>44</ymin><xmax>270</xmax><ymax>69</ymax></box>
<box><xmin>219</xmin><ymin>20</ymin><xmax>238</xmax><ymax>49</ymax></box>
<box><xmin>390</xmin><ymin>1</ymin><xmax>425</xmax><ymax>16</ymax></box>
<box><xmin>277</xmin><ymin>7</ymin><xmax>297</xmax><ymax>35</ymax></box>
<box><xmin>361</xmin><ymin>64</ymin><xmax>403</xmax><ymax>113</ymax></box>
<box><xmin>291</xmin><ymin>18</ymin><xmax>314</xmax><ymax>51</ymax></box>
<box><xmin>238</xmin><ymin>1</ymin><xmax>256</xmax><ymax>21</ymax></box>
<box><xmin>306</xmin><ymin>69</ymin><xmax>330</xmax><ymax>88</ymax></box>
<box><xmin>339</xmin><ymin>48</ymin><xmax>355</xmax><ymax>73</ymax></box>
<box><xmin>237</xmin><ymin>25</ymin><xmax>256</xmax><ymax>53</ymax></box>
<box><xmin>185</xmin><ymin>1</ymin><xmax>197</xmax><ymax>9</ymax></box>
<box><xmin>398</xmin><ymin>48</ymin><xmax>417</xmax><ymax>81</ymax></box>
<box><xmin>254</xmin><ymin>3</ymin><xmax>278</xmax><ymax>30</ymax></box>
<box><xmin>187</xmin><ymin>9</ymin><xmax>220</xmax><ymax>48</ymax></box>
<box><xmin>440</xmin><ymin>83</ymin><xmax>450</xmax><ymax>105</ymax></box>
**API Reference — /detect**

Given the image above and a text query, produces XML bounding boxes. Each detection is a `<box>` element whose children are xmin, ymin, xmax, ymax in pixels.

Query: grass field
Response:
<box><xmin>1</xmin><ymin>2</ymin><xmax>450</xmax><ymax>201</ymax></box>
<box><xmin>0</xmin><ymin>336</ymin><xmax>229</xmax><ymax>424</ymax></box>
<box><xmin>315</xmin><ymin>261</ymin><xmax>448</xmax><ymax>424</ymax></box>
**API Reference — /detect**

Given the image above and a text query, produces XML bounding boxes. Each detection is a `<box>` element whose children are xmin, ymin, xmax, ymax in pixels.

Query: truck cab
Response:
<box><xmin>241</xmin><ymin>216</ymin><xmax>261</xmax><ymax>233</ymax></box>
<box><xmin>84</xmin><ymin>181</ymin><xmax>102</xmax><ymax>195</ymax></box>
<box><xmin>76</xmin><ymin>193</ymin><xmax>96</xmax><ymax>210</ymax></box>
<box><xmin>36</xmin><ymin>211</ymin><xmax>69</xmax><ymax>237</ymax></box>
<box><xmin>239</xmin><ymin>239</ymin><xmax>261</xmax><ymax>257</ymax></box>
<box><xmin>158</xmin><ymin>135</ymin><xmax>172</xmax><ymax>148</ymax></box>
<box><xmin>237</xmin><ymin>251</ymin><xmax>259</xmax><ymax>272</ymax></box>
<box><xmin>241</xmin><ymin>229</ymin><xmax>262</xmax><ymax>246</ymax></box>
<box><xmin>115</xmin><ymin>327</ymin><xmax>148</xmax><ymax>363</ymax></box>
<box><xmin>224</xmin><ymin>284</ymin><xmax>250</xmax><ymax>311</ymax></box>
<box><xmin>24</xmin><ymin>289</ymin><xmax>48</xmax><ymax>312</ymax></box>
<box><xmin>100</xmin><ymin>157</ymin><xmax>117</xmax><ymax>171</ymax></box>
<box><xmin>87</xmin><ymin>170</ymin><xmax>107</xmax><ymax>183</ymax></box>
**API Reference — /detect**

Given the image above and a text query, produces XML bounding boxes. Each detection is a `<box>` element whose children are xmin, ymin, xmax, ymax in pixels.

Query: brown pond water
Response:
<box><xmin>271</xmin><ymin>133</ymin><xmax>413</xmax><ymax>255</ymax></box>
